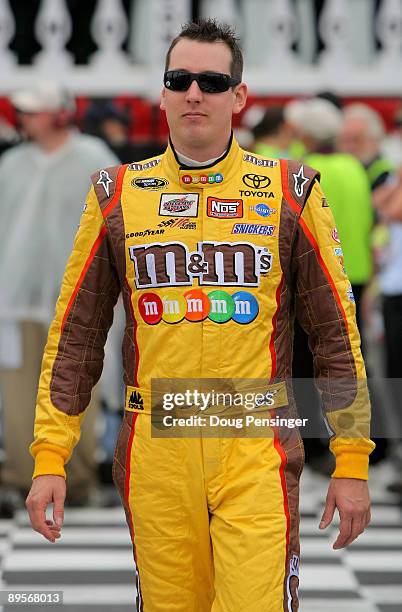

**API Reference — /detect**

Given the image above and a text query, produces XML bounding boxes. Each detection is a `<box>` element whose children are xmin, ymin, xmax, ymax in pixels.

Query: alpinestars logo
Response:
<box><xmin>128</xmin><ymin>391</ymin><xmax>144</xmax><ymax>410</ymax></box>
<box><xmin>97</xmin><ymin>170</ymin><xmax>113</xmax><ymax>197</ymax></box>
<box><xmin>293</xmin><ymin>166</ymin><xmax>309</xmax><ymax>197</ymax></box>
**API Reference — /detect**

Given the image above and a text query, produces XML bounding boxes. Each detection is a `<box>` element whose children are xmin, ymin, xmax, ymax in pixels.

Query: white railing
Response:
<box><xmin>0</xmin><ymin>0</ymin><xmax>401</xmax><ymax>97</ymax></box>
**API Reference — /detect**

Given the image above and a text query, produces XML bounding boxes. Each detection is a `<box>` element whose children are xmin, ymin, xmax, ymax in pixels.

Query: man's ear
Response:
<box><xmin>233</xmin><ymin>82</ymin><xmax>248</xmax><ymax>115</ymax></box>
<box><xmin>160</xmin><ymin>88</ymin><xmax>166</xmax><ymax>111</ymax></box>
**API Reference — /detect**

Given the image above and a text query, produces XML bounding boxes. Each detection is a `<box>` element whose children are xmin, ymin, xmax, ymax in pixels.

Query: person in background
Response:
<box><xmin>0</xmin><ymin>117</ymin><xmax>20</xmax><ymax>158</ymax></box>
<box><xmin>374</xmin><ymin>167</ymin><xmax>402</xmax><ymax>223</ymax></box>
<box><xmin>0</xmin><ymin>82</ymin><xmax>119</xmax><ymax>515</ymax></box>
<box><xmin>251</xmin><ymin>105</ymin><xmax>294</xmax><ymax>159</ymax></box>
<box><xmin>316</xmin><ymin>90</ymin><xmax>343</xmax><ymax>111</ymax></box>
<box><xmin>371</xmin><ymin>168</ymin><xmax>402</xmax><ymax>495</ymax></box>
<box><xmin>82</xmin><ymin>99</ymin><xmax>165</xmax><ymax>164</ymax></box>
<box><xmin>338</xmin><ymin>104</ymin><xmax>402</xmax><ymax>502</ymax></box>
<box><xmin>286</xmin><ymin>97</ymin><xmax>379</xmax><ymax>472</ymax></box>
<box><xmin>338</xmin><ymin>103</ymin><xmax>394</xmax><ymax>191</ymax></box>
<box><xmin>382</xmin><ymin>107</ymin><xmax>402</xmax><ymax>167</ymax></box>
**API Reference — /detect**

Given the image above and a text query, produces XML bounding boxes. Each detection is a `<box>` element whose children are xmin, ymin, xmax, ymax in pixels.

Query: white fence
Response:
<box><xmin>1</xmin><ymin>0</ymin><xmax>402</xmax><ymax>97</ymax></box>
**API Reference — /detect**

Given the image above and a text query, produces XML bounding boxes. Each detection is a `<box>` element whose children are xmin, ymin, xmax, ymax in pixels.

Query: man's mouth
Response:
<box><xmin>183</xmin><ymin>112</ymin><xmax>207</xmax><ymax>118</ymax></box>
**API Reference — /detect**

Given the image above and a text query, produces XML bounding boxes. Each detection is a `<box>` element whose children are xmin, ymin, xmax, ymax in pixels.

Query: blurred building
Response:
<box><xmin>1</xmin><ymin>0</ymin><xmax>401</xmax><ymax>140</ymax></box>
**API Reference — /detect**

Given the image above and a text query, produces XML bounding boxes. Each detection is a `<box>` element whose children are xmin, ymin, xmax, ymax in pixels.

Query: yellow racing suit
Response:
<box><xmin>31</xmin><ymin>135</ymin><xmax>375</xmax><ymax>611</ymax></box>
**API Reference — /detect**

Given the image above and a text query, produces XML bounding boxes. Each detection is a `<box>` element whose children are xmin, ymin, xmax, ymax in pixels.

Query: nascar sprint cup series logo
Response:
<box><xmin>132</xmin><ymin>177</ymin><xmax>168</xmax><ymax>191</ymax></box>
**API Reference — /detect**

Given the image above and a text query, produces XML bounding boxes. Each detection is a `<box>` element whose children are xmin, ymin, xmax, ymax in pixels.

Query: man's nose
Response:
<box><xmin>185</xmin><ymin>79</ymin><xmax>203</xmax><ymax>102</ymax></box>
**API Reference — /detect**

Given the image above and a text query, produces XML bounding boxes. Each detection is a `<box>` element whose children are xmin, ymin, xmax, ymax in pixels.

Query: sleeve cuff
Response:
<box><xmin>32</xmin><ymin>449</ymin><xmax>67</xmax><ymax>480</ymax></box>
<box><xmin>331</xmin><ymin>449</ymin><xmax>370</xmax><ymax>480</ymax></box>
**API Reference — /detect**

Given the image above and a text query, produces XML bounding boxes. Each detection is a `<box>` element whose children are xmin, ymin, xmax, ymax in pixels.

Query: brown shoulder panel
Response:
<box><xmin>287</xmin><ymin>161</ymin><xmax>320</xmax><ymax>210</ymax></box>
<box><xmin>50</xmin><ymin>237</ymin><xmax>121</xmax><ymax>416</ymax></box>
<box><xmin>278</xmin><ymin>197</ymin><xmax>298</xmax><ymax>282</ymax></box>
<box><xmin>291</xmin><ymin>226</ymin><xmax>357</xmax><ymax>409</ymax></box>
<box><xmin>103</xmin><ymin>199</ymin><xmax>127</xmax><ymax>286</ymax></box>
<box><xmin>121</xmin><ymin>280</ymin><xmax>137</xmax><ymax>388</ymax></box>
<box><xmin>91</xmin><ymin>165</ymin><xmax>127</xmax><ymax>285</ymax></box>
<box><xmin>91</xmin><ymin>165</ymin><xmax>122</xmax><ymax>213</ymax></box>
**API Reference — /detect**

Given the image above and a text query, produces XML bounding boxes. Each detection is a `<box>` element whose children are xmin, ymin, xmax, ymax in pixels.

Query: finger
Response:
<box><xmin>333</xmin><ymin>516</ymin><xmax>352</xmax><ymax>549</ymax></box>
<box><xmin>44</xmin><ymin>527</ymin><xmax>61</xmax><ymax>539</ymax></box>
<box><xmin>29</xmin><ymin>502</ymin><xmax>46</xmax><ymax>532</ymax></box>
<box><xmin>38</xmin><ymin>523</ymin><xmax>58</xmax><ymax>542</ymax></box>
<box><xmin>365</xmin><ymin>508</ymin><xmax>371</xmax><ymax>527</ymax></box>
<box><xmin>30</xmin><ymin>505</ymin><xmax>58</xmax><ymax>542</ymax></box>
<box><xmin>319</xmin><ymin>494</ymin><xmax>336</xmax><ymax>529</ymax></box>
<box><xmin>45</xmin><ymin>521</ymin><xmax>62</xmax><ymax>537</ymax></box>
<box><xmin>53</xmin><ymin>490</ymin><xmax>65</xmax><ymax>528</ymax></box>
<box><xmin>37</xmin><ymin>525</ymin><xmax>57</xmax><ymax>543</ymax></box>
<box><xmin>342</xmin><ymin>516</ymin><xmax>366</xmax><ymax>548</ymax></box>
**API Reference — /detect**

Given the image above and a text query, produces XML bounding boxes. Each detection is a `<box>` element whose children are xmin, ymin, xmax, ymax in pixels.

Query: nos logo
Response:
<box><xmin>207</xmin><ymin>197</ymin><xmax>243</xmax><ymax>218</ymax></box>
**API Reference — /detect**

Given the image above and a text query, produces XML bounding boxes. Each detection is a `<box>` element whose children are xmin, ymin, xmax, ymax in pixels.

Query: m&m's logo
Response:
<box><xmin>182</xmin><ymin>173</ymin><xmax>223</xmax><ymax>185</ymax></box>
<box><xmin>138</xmin><ymin>289</ymin><xmax>259</xmax><ymax>325</ymax></box>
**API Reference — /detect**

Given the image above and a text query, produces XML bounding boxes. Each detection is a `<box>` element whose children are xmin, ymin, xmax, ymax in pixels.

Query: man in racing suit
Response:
<box><xmin>26</xmin><ymin>19</ymin><xmax>374</xmax><ymax>612</ymax></box>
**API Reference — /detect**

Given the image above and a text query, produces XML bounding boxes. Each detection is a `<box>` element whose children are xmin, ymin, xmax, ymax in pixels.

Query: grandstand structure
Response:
<box><xmin>0</xmin><ymin>0</ymin><xmax>401</xmax><ymax>97</ymax></box>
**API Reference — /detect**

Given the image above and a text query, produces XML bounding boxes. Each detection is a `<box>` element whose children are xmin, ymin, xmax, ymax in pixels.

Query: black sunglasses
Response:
<box><xmin>164</xmin><ymin>70</ymin><xmax>240</xmax><ymax>94</ymax></box>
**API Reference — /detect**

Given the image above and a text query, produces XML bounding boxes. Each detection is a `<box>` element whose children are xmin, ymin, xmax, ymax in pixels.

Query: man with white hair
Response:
<box><xmin>0</xmin><ymin>82</ymin><xmax>119</xmax><ymax>513</ymax></box>
<box><xmin>338</xmin><ymin>103</ymin><xmax>394</xmax><ymax>190</ymax></box>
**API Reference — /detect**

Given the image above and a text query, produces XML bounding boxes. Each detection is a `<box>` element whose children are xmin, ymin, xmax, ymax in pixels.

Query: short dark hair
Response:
<box><xmin>165</xmin><ymin>18</ymin><xmax>243</xmax><ymax>82</ymax></box>
<box><xmin>252</xmin><ymin>106</ymin><xmax>286</xmax><ymax>139</ymax></box>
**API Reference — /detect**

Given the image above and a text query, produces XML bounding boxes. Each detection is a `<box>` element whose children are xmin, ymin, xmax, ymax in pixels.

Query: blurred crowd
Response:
<box><xmin>0</xmin><ymin>82</ymin><xmax>402</xmax><ymax>516</ymax></box>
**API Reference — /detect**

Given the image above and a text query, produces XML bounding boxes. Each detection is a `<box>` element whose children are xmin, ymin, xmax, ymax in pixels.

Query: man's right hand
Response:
<box><xmin>26</xmin><ymin>475</ymin><xmax>66</xmax><ymax>543</ymax></box>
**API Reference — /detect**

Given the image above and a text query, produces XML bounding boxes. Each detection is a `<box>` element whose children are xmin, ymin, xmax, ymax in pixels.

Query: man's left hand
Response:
<box><xmin>319</xmin><ymin>478</ymin><xmax>371</xmax><ymax>549</ymax></box>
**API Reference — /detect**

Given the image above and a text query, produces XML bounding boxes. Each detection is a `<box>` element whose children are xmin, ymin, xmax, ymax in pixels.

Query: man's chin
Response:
<box><xmin>182</xmin><ymin>126</ymin><xmax>210</xmax><ymax>146</ymax></box>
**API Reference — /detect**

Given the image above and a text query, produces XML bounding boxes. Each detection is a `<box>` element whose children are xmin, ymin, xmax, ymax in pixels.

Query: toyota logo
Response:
<box><xmin>242</xmin><ymin>174</ymin><xmax>271</xmax><ymax>189</ymax></box>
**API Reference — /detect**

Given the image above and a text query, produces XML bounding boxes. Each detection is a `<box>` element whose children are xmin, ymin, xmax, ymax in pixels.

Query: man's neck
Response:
<box><xmin>37</xmin><ymin>128</ymin><xmax>72</xmax><ymax>153</ymax></box>
<box><xmin>171</xmin><ymin>133</ymin><xmax>231</xmax><ymax>164</ymax></box>
<box><xmin>176</xmin><ymin>149</ymin><xmax>225</xmax><ymax>167</ymax></box>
